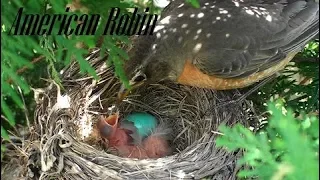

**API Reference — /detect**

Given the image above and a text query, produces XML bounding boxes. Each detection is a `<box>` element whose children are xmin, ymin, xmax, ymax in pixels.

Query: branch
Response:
<box><xmin>292</xmin><ymin>57</ymin><xmax>319</xmax><ymax>63</ymax></box>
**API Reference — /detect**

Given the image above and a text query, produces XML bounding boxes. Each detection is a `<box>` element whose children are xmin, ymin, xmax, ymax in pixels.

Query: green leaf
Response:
<box><xmin>1</xmin><ymin>145</ymin><xmax>6</xmax><ymax>152</ymax></box>
<box><xmin>2</xmin><ymin>83</ymin><xmax>23</xmax><ymax>108</ymax></box>
<box><xmin>106</xmin><ymin>40</ymin><xmax>129</xmax><ymax>60</ymax></box>
<box><xmin>1</xmin><ymin>126</ymin><xmax>10</xmax><ymax>141</ymax></box>
<box><xmin>186</xmin><ymin>0</ymin><xmax>200</xmax><ymax>8</ymax></box>
<box><xmin>76</xmin><ymin>53</ymin><xmax>99</xmax><ymax>79</ymax></box>
<box><xmin>1</xmin><ymin>144</ymin><xmax>6</xmax><ymax>161</ymax></box>
<box><xmin>1</xmin><ymin>98</ymin><xmax>15</xmax><ymax>127</ymax></box>
<box><xmin>2</xmin><ymin>64</ymin><xmax>30</xmax><ymax>93</ymax></box>
<box><xmin>3</xmin><ymin>50</ymin><xmax>34</xmax><ymax>69</ymax></box>
<box><xmin>114</xmin><ymin>35</ymin><xmax>131</xmax><ymax>45</ymax></box>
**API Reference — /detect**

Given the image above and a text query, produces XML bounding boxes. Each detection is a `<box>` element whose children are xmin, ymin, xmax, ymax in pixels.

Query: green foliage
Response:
<box><xmin>300</xmin><ymin>40</ymin><xmax>319</xmax><ymax>58</ymax></box>
<box><xmin>1</xmin><ymin>126</ymin><xmax>9</xmax><ymax>160</ymax></box>
<box><xmin>1</xmin><ymin>0</ymin><xmax>139</xmax><ymax>142</ymax></box>
<box><xmin>250</xmin><ymin>40</ymin><xmax>319</xmax><ymax>115</ymax></box>
<box><xmin>216</xmin><ymin>100</ymin><xmax>319</xmax><ymax>180</ymax></box>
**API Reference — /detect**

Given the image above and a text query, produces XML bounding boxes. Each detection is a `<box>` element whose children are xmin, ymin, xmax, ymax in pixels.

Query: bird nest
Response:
<box><xmin>2</xmin><ymin>48</ymin><xmax>259</xmax><ymax>180</ymax></box>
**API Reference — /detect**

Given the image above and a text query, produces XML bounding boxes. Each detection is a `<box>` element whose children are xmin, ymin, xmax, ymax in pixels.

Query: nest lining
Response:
<box><xmin>2</xmin><ymin>49</ymin><xmax>258</xmax><ymax>180</ymax></box>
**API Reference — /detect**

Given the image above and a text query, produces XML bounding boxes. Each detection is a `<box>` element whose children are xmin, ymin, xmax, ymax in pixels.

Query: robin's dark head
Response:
<box><xmin>125</xmin><ymin>58</ymin><xmax>173</xmax><ymax>84</ymax></box>
<box><xmin>128</xmin><ymin>35</ymin><xmax>175</xmax><ymax>80</ymax></box>
<box><xmin>117</xmin><ymin>36</ymin><xmax>179</xmax><ymax>102</ymax></box>
<box><xmin>117</xmin><ymin>1</ymin><xmax>195</xmax><ymax>101</ymax></box>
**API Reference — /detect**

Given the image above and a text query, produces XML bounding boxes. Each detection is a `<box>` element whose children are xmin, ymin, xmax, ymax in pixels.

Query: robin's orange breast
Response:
<box><xmin>177</xmin><ymin>52</ymin><xmax>297</xmax><ymax>90</ymax></box>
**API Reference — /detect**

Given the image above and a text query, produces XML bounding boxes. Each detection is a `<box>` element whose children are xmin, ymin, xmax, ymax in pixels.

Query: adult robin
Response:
<box><xmin>118</xmin><ymin>0</ymin><xmax>319</xmax><ymax>100</ymax></box>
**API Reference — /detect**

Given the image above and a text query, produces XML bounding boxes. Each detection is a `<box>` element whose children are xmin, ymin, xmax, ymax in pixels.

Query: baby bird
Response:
<box><xmin>97</xmin><ymin>112</ymin><xmax>172</xmax><ymax>159</ymax></box>
<box><xmin>97</xmin><ymin>112</ymin><xmax>140</xmax><ymax>147</ymax></box>
<box><xmin>143</xmin><ymin>124</ymin><xmax>172</xmax><ymax>158</ymax></box>
<box><xmin>97</xmin><ymin>113</ymin><xmax>149</xmax><ymax>159</ymax></box>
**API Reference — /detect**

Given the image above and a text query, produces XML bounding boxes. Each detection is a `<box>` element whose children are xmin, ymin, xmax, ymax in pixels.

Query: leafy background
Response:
<box><xmin>1</xmin><ymin>0</ymin><xmax>319</xmax><ymax>179</ymax></box>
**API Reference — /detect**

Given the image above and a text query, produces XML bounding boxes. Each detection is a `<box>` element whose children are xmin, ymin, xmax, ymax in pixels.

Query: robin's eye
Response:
<box><xmin>132</xmin><ymin>73</ymin><xmax>146</xmax><ymax>83</ymax></box>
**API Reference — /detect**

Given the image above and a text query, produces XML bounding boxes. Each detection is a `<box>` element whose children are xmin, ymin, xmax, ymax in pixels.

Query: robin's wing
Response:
<box><xmin>168</xmin><ymin>0</ymin><xmax>319</xmax><ymax>78</ymax></box>
<box><xmin>199</xmin><ymin>1</ymin><xmax>318</xmax><ymax>78</ymax></box>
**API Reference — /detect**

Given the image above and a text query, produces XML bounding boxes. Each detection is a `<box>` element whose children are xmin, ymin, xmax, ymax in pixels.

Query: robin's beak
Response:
<box><xmin>117</xmin><ymin>80</ymin><xmax>145</xmax><ymax>104</ymax></box>
<box><xmin>117</xmin><ymin>72</ymin><xmax>147</xmax><ymax>104</ymax></box>
<box><xmin>117</xmin><ymin>84</ymin><xmax>130</xmax><ymax>103</ymax></box>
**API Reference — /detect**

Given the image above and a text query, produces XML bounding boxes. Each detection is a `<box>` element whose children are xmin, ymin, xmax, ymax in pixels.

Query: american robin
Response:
<box><xmin>119</xmin><ymin>0</ymin><xmax>319</xmax><ymax>98</ymax></box>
